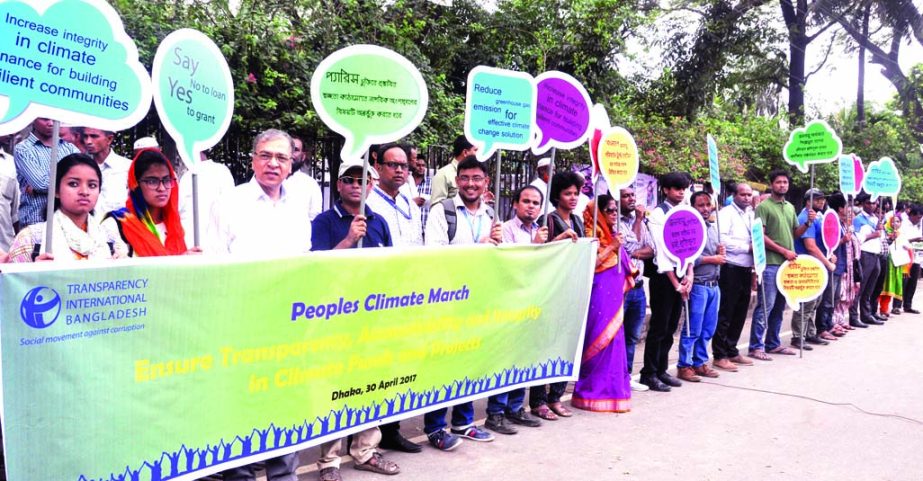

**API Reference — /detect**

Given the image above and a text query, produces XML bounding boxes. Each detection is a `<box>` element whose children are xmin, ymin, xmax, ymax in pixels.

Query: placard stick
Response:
<box><xmin>493</xmin><ymin>150</ymin><xmax>502</xmax><ymax>222</ymax></box>
<box><xmin>800</xmin><ymin>301</ymin><xmax>806</xmax><ymax>359</ymax></box>
<box><xmin>685</xmin><ymin>297</ymin><xmax>691</xmax><ymax>337</ymax></box>
<box><xmin>43</xmin><ymin>121</ymin><xmax>61</xmax><ymax>253</ymax></box>
<box><xmin>591</xmin><ymin>177</ymin><xmax>600</xmax><ymax>239</ymax></box>
<box><xmin>541</xmin><ymin>148</ymin><xmax>557</xmax><ymax>228</ymax></box>
<box><xmin>358</xmin><ymin>150</ymin><xmax>371</xmax><ymax>248</ymax></box>
<box><xmin>192</xmin><ymin>171</ymin><xmax>201</xmax><ymax>247</ymax></box>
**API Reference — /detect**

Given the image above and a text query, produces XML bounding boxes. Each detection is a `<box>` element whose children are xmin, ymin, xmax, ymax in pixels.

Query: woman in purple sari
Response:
<box><xmin>572</xmin><ymin>195</ymin><xmax>633</xmax><ymax>412</ymax></box>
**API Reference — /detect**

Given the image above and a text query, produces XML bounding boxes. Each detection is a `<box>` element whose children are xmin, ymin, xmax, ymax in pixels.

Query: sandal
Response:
<box><xmin>548</xmin><ymin>401</ymin><xmax>573</xmax><ymax>417</ymax></box>
<box><xmin>748</xmin><ymin>350</ymin><xmax>772</xmax><ymax>361</ymax></box>
<box><xmin>768</xmin><ymin>346</ymin><xmax>797</xmax><ymax>355</ymax></box>
<box><xmin>531</xmin><ymin>404</ymin><xmax>558</xmax><ymax>421</ymax></box>
<box><xmin>820</xmin><ymin>332</ymin><xmax>838</xmax><ymax>341</ymax></box>
<box><xmin>355</xmin><ymin>452</ymin><xmax>400</xmax><ymax>475</ymax></box>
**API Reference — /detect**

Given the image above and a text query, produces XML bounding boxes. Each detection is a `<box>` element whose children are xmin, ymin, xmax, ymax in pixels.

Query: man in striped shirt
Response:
<box><xmin>14</xmin><ymin>118</ymin><xmax>80</xmax><ymax>226</ymax></box>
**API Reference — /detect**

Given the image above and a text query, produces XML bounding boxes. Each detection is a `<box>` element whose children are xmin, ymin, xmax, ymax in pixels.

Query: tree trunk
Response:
<box><xmin>856</xmin><ymin>3</ymin><xmax>870</xmax><ymax>129</ymax></box>
<box><xmin>781</xmin><ymin>0</ymin><xmax>808</xmax><ymax>125</ymax></box>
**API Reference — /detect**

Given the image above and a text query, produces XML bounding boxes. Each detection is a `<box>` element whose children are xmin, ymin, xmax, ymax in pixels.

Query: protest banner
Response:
<box><xmin>596</xmin><ymin>127</ymin><xmax>639</xmax><ymax>192</ymax></box>
<box><xmin>838</xmin><ymin>154</ymin><xmax>864</xmax><ymax>197</ymax></box>
<box><xmin>0</xmin><ymin>240</ymin><xmax>594</xmax><ymax>481</ymax></box>
<box><xmin>863</xmin><ymin>156</ymin><xmax>902</xmax><ymax>202</ymax></box>
<box><xmin>310</xmin><ymin>44</ymin><xmax>428</xmax><ymax>163</ymax></box>
<box><xmin>657</xmin><ymin>205</ymin><xmax>707</xmax><ymax>278</ymax></box>
<box><xmin>707</xmin><ymin>134</ymin><xmax>720</xmax><ymax>195</ymax></box>
<box><xmin>776</xmin><ymin>254</ymin><xmax>829</xmax><ymax>311</ymax></box>
<box><xmin>0</xmin><ymin>0</ymin><xmax>152</xmax><ymax>135</ymax></box>
<box><xmin>752</xmin><ymin>218</ymin><xmax>767</xmax><ymax>283</ymax></box>
<box><xmin>531</xmin><ymin>71</ymin><xmax>591</xmax><ymax>156</ymax></box>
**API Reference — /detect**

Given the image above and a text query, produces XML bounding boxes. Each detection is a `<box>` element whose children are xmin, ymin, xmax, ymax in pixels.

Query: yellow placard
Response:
<box><xmin>776</xmin><ymin>255</ymin><xmax>829</xmax><ymax>310</ymax></box>
<box><xmin>596</xmin><ymin>126</ymin><xmax>639</xmax><ymax>190</ymax></box>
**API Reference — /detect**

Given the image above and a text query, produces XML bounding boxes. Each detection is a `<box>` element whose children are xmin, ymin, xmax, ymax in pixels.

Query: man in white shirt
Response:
<box><xmin>213</xmin><ymin>129</ymin><xmax>305</xmax><ymax>481</ymax></box>
<box><xmin>712</xmin><ymin>183</ymin><xmax>756</xmax><ymax>371</ymax></box>
<box><xmin>0</xmin><ymin>134</ymin><xmax>17</xmax><ymax>179</ymax></box>
<box><xmin>179</xmin><ymin>151</ymin><xmax>236</xmax><ymax>247</ymax></box>
<box><xmin>899</xmin><ymin>204</ymin><xmax>923</xmax><ymax>314</ymax></box>
<box><xmin>367</xmin><ymin>144</ymin><xmax>423</xmax><ymax>247</ymax></box>
<box><xmin>285</xmin><ymin>135</ymin><xmax>324</xmax><ymax>221</ymax></box>
<box><xmin>529</xmin><ymin>157</ymin><xmax>552</xmax><ymax>215</ymax></box>
<box><xmin>82</xmin><ymin>128</ymin><xmax>131</xmax><ymax>215</ymax></box>
<box><xmin>853</xmin><ymin>192</ymin><xmax>886</xmax><ymax>325</ymax></box>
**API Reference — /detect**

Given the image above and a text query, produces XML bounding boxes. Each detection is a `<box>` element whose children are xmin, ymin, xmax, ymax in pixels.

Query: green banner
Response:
<box><xmin>0</xmin><ymin>240</ymin><xmax>593</xmax><ymax>480</ymax></box>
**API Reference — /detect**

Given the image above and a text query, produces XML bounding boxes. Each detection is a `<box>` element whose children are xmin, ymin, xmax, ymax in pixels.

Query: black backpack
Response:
<box><xmin>441</xmin><ymin>198</ymin><xmax>494</xmax><ymax>242</ymax></box>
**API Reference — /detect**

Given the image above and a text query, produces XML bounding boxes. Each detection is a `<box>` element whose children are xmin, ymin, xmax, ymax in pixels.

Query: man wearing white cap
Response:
<box><xmin>530</xmin><ymin>157</ymin><xmax>552</xmax><ymax>215</ymax></box>
<box><xmin>132</xmin><ymin>136</ymin><xmax>159</xmax><ymax>158</ymax></box>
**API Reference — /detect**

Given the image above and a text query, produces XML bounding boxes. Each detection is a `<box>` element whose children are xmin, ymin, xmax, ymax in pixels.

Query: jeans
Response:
<box><xmin>859</xmin><ymin>252</ymin><xmax>882</xmax><ymax>321</ymax></box>
<box><xmin>750</xmin><ymin>265</ymin><xmax>785</xmax><ymax>352</ymax></box>
<box><xmin>486</xmin><ymin>388</ymin><xmax>525</xmax><ymax>415</ymax></box>
<box><xmin>816</xmin><ymin>272</ymin><xmax>839</xmax><ymax>332</ymax></box>
<box><xmin>423</xmin><ymin>401</ymin><xmax>474</xmax><ymax>435</ymax></box>
<box><xmin>713</xmin><ymin>264</ymin><xmax>753</xmax><ymax>360</ymax></box>
<box><xmin>623</xmin><ymin>283</ymin><xmax>647</xmax><ymax>373</ymax></box>
<box><xmin>529</xmin><ymin>382</ymin><xmax>567</xmax><ymax>408</ymax></box>
<box><xmin>640</xmin><ymin>272</ymin><xmax>683</xmax><ymax>377</ymax></box>
<box><xmin>678</xmin><ymin>283</ymin><xmax>720</xmax><ymax>368</ymax></box>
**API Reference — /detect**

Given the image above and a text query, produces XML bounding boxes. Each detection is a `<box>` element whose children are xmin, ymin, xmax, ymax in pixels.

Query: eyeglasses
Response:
<box><xmin>457</xmin><ymin>175</ymin><xmax>485</xmax><ymax>184</ymax></box>
<box><xmin>139</xmin><ymin>176</ymin><xmax>174</xmax><ymax>188</ymax></box>
<box><xmin>381</xmin><ymin>161</ymin><xmax>409</xmax><ymax>171</ymax></box>
<box><xmin>339</xmin><ymin>175</ymin><xmax>372</xmax><ymax>185</ymax></box>
<box><xmin>254</xmin><ymin>151</ymin><xmax>292</xmax><ymax>163</ymax></box>
<box><xmin>603</xmin><ymin>207</ymin><xmax>618</xmax><ymax>214</ymax></box>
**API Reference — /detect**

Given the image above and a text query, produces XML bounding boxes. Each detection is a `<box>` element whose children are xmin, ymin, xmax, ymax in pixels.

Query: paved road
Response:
<box><xmin>264</xmin><ymin>304</ymin><xmax>923</xmax><ymax>481</ymax></box>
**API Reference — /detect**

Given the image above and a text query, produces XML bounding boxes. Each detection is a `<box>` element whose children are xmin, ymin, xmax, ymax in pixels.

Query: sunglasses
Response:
<box><xmin>339</xmin><ymin>175</ymin><xmax>372</xmax><ymax>185</ymax></box>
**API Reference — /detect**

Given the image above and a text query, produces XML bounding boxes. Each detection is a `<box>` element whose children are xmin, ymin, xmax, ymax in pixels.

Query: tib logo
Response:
<box><xmin>20</xmin><ymin>287</ymin><xmax>62</xmax><ymax>329</ymax></box>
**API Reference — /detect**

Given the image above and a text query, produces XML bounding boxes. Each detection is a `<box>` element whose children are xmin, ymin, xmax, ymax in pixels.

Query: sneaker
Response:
<box><xmin>506</xmin><ymin>408</ymin><xmax>541</xmax><ymax>427</ymax></box>
<box><xmin>485</xmin><ymin>413</ymin><xmax>518</xmax><ymax>435</ymax></box>
<box><xmin>427</xmin><ymin>430</ymin><xmax>462</xmax><ymax>451</ymax></box>
<box><xmin>450</xmin><ymin>425</ymin><xmax>495</xmax><ymax>442</ymax></box>
<box><xmin>630</xmin><ymin>379</ymin><xmax>650</xmax><ymax>392</ymax></box>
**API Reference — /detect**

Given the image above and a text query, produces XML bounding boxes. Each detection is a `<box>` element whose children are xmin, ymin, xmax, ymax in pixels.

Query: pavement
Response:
<box><xmin>247</xmin><ymin>295</ymin><xmax>923</xmax><ymax>481</ymax></box>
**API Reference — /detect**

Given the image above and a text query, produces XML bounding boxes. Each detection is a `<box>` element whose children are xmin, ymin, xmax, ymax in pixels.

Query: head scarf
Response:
<box><xmin>583</xmin><ymin>200</ymin><xmax>620</xmax><ymax>273</ymax></box>
<box><xmin>108</xmin><ymin>148</ymin><xmax>187</xmax><ymax>256</ymax></box>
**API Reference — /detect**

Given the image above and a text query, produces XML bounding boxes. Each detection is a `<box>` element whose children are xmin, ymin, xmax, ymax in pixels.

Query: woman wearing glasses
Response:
<box><xmin>101</xmin><ymin>148</ymin><xmax>192</xmax><ymax>257</ymax></box>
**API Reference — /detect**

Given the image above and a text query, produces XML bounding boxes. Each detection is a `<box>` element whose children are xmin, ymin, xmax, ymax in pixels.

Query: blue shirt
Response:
<box><xmin>14</xmin><ymin>133</ymin><xmax>79</xmax><ymax>226</ymax></box>
<box><xmin>794</xmin><ymin>208</ymin><xmax>823</xmax><ymax>255</ymax></box>
<box><xmin>310</xmin><ymin>201</ymin><xmax>392</xmax><ymax>251</ymax></box>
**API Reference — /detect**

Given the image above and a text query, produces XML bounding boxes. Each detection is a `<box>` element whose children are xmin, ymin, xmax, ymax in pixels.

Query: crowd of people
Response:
<box><xmin>1</xmin><ymin>119</ymin><xmax>921</xmax><ymax>481</ymax></box>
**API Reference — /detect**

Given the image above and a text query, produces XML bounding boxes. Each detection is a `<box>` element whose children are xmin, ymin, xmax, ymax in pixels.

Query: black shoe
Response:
<box><xmin>905</xmin><ymin>308</ymin><xmax>920</xmax><ymax>314</ymax></box>
<box><xmin>485</xmin><ymin>413</ymin><xmax>518</xmax><ymax>435</ymax></box>
<box><xmin>863</xmin><ymin>317</ymin><xmax>884</xmax><ymax>325</ymax></box>
<box><xmin>874</xmin><ymin>314</ymin><xmax>888</xmax><ymax>321</ymax></box>
<box><xmin>892</xmin><ymin>308</ymin><xmax>902</xmax><ymax>315</ymax></box>
<box><xmin>505</xmin><ymin>408</ymin><xmax>541</xmax><ymax>427</ymax></box>
<box><xmin>657</xmin><ymin>372</ymin><xmax>682</xmax><ymax>387</ymax></box>
<box><xmin>640</xmin><ymin>375</ymin><xmax>671</xmax><ymax>392</ymax></box>
<box><xmin>805</xmin><ymin>336</ymin><xmax>829</xmax><ymax>345</ymax></box>
<box><xmin>379</xmin><ymin>431</ymin><xmax>423</xmax><ymax>453</ymax></box>
<box><xmin>850</xmin><ymin>320</ymin><xmax>869</xmax><ymax>328</ymax></box>
<box><xmin>791</xmin><ymin>339</ymin><xmax>813</xmax><ymax>350</ymax></box>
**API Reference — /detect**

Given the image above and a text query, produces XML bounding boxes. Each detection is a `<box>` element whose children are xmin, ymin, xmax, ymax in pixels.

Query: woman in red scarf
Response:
<box><xmin>102</xmin><ymin>148</ymin><xmax>191</xmax><ymax>257</ymax></box>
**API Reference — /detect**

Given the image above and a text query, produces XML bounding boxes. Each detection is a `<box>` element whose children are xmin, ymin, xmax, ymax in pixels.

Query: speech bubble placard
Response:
<box><xmin>151</xmin><ymin>29</ymin><xmax>233</xmax><ymax>169</ymax></box>
<box><xmin>464</xmin><ymin>66</ymin><xmax>536</xmax><ymax>161</ymax></box>
<box><xmin>776</xmin><ymin>255</ymin><xmax>830</xmax><ymax>311</ymax></box>
<box><xmin>783</xmin><ymin>119</ymin><xmax>843</xmax><ymax>173</ymax></box>
<box><xmin>311</xmin><ymin>45</ymin><xmax>428</xmax><ymax>162</ymax></box>
<box><xmin>0</xmin><ymin>0</ymin><xmax>152</xmax><ymax>135</ymax></box>
<box><xmin>821</xmin><ymin>211</ymin><xmax>840</xmax><ymax>258</ymax></box>
<box><xmin>596</xmin><ymin>127</ymin><xmax>639</xmax><ymax>191</ymax></box>
<box><xmin>531</xmin><ymin>71</ymin><xmax>591</xmax><ymax>155</ymax></box>
<box><xmin>752</xmin><ymin>218</ymin><xmax>767</xmax><ymax>283</ymax></box>
<box><xmin>863</xmin><ymin>156</ymin><xmax>902</xmax><ymax>201</ymax></box>
<box><xmin>707</xmin><ymin>134</ymin><xmax>720</xmax><ymax>193</ymax></box>
<box><xmin>658</xmin><ymin>205</ymin><xmax>707</xmax><ymax>278</ymax></box>
<box><xmin>588</xmin><ymin>103</ymin><xmax>610</xmax><ymax>174</ymax></box>
<box><xmin>838</xmin><ymin>154</ymin><xmax>858</xmax><ymax>196</ymax></box>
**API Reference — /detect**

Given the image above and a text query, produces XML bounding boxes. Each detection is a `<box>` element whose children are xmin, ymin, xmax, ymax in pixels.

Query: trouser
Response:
<box><xmin>529</xmin><ymin>382</ymin><xmax>567</xmax><ymax>408</ymax></box>
<box><xmin>750</xmin><ymin>265</ymin><xmax>785</xmax><ymax>352</ymax></box>
<box><xmin>379</xmin><ymin>421</ymin><xmax>401</xmax><ymax>439</ymax></box>
<box><xmin>871</xmin><ymin>255</ymin><xmax>888</xmax><ymax>312</ymax></box>
<box><xmin>640</xmin><ymin>272</ymin><xmax>683</xmax><ymax>377</ymax></box>
<box><xmin>317</xmin><ymin>427</ymin><xmax>381</xmax><ymax>469</ymax></box>
<box><xmin>487</xmin><ymin>388</ymin><xmax>526</xmax><ymax>415</ymax></box>
<box><xmin>622</xmin><ymin>282</ymin><xmax>647</xmax><ymax>373</ymax></box>
<box><xmin>816</xmin><ymin>274</ymin><xmax>840</xmax><ymax>332</ymax></box>
<box><xmin>899</xmin><ymin>264</ymin><xmax>921</xmax><ymax>309</ymax></box>
<box><xmin>423</xmin><ymin>402</ymin><xmax>474</xmax><ymax>435</ymax></box>
<box><xmin>713</xmin><ymin>264</ymin><xmax>752</xmax><ymax>360</ymax></box>
<box><xmin>859</xmin><ymin>252</ymin><xmax>882</xmax><ymax>321</ymax></box>
<box><xmin>222</xmin><ymin>453</ymin><xmax>300</xmax><ymax>481</ymax></box>
<box><xmin>678</xmin><ymin>283</ymin><xmax>720</xmax><ymax>368</ymax></box>
<box><xmin>791</xmin><ymin>296</ymin><xmax>820</xmax><ymax>341</ymax></box>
